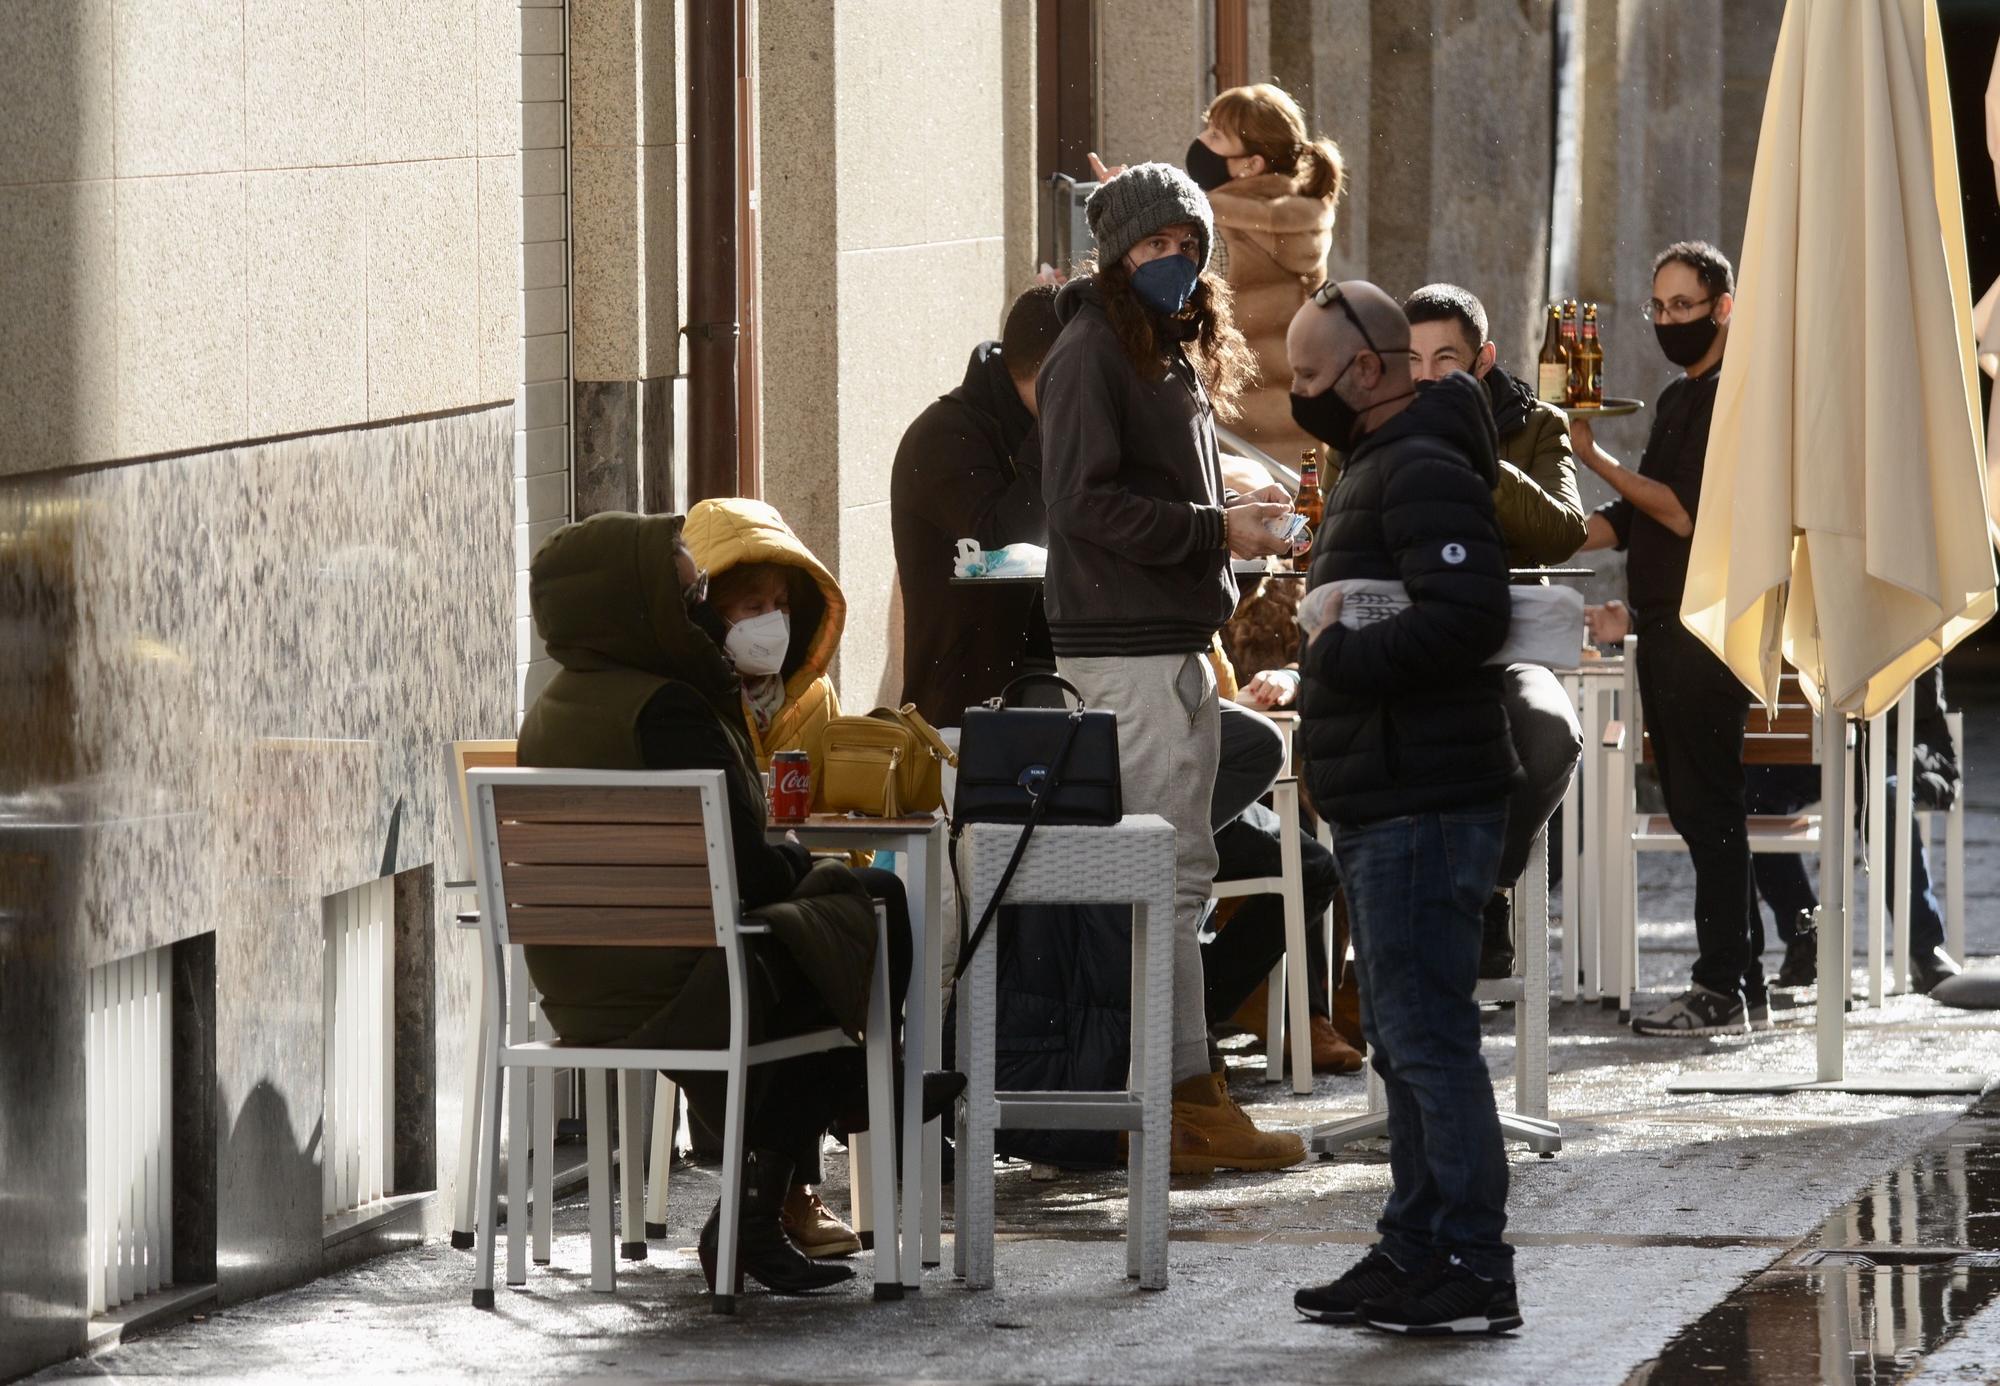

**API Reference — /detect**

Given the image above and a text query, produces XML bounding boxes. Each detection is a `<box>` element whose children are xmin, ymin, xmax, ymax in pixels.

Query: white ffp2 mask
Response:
<box><xmin>724</xmin><ymin>610</ymin><xmax>790</xmax><ymax>676</ymax></box>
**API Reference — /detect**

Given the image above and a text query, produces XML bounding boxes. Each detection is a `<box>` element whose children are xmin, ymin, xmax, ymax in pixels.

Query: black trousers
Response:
<box><xmin>1745</xmin><ymin>763</ymin><xmax>1947</xmax><ymax>956</ymax></box>
<box><xmin>1636</xmin><ymin>618</ymin><xmax>1762</xmax><ymax>1000</ymax></box>
<box><xmin>675</xmin><ymin>867</ymin><xmax>912</xmax><ymax>1185</ymax></box>
<box><xmin>1201</xmin><ymin>800</ymin><xmax>1339</xmax><ymax>1022</ymax></box>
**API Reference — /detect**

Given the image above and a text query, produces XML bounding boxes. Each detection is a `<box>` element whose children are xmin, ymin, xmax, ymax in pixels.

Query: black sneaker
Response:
<box><xmin>1295</xmin><ymin>1248</ymin><xmax>1425</xmax><ymax>1325</ymax></box>
<box><xmin>1630</xmin><ymin>984</ymin><xmax>1749</xmax><ymax>1037</ymax></box>
<box><xmin>1478</xmin><ymin>893</ymin><xmax>1515</xmax><ymax>980</ymax></box>
<box><xmin>1776</xmin><ymin>931</ymin><xmax>1818</xmax><ymax>989</ymax></box>
<box><xmin>1358</xmin><ymin>1260</ymin><xmax>1522</xmax><ymax>1336</ymax></box>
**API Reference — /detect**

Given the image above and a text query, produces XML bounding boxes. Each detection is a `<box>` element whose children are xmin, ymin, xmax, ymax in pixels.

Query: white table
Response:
<box><xmin>772</xmin><ymin>814</ymin><xmax>946</xmax><ymax>1290</ymax></box>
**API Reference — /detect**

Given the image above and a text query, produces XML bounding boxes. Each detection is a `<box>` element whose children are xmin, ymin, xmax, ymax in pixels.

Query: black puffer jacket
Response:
<box><xmin>1299</xmin><ymin>372</ymin><xmax>1521</xmax><ymax>824</ymax></box>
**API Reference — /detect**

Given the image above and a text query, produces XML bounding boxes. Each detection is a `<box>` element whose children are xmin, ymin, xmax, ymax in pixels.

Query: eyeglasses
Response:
<box><xmin>1309</xmin><ymin>280</ymin><xmax>1409</xmax><ymax>360</ymax></box>
<box><xmin>1642</xmin><ymin>295</ymin><xmax>1713</xmax><ymax>323</ymax></box>
<box><xmin>682</xmin><ymin>566</ymin><xmax>709</xmax><ymax>610</ymax></box>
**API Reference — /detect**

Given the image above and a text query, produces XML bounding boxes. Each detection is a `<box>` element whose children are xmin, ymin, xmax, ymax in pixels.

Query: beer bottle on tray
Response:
<box><xmin>1536</xmin><ymin>304</ymin><xmax>1567</xmax><ymax>404</ymax></box>
<box><xmin>1561</xmin><ymin>300</ymin><xmax>1582</xmax><ymax>406</ymax></box>
<box><xmin>1579</xmin><ymin>304</ymin><xmax>1604</xmax><ymax>407</ymax></box>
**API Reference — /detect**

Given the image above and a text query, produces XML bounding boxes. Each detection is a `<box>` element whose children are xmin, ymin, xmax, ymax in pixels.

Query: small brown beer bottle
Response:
<box><xmin>1536</xmin><ymin>304</ymin><xmax>1567</xmax><ymax>404</ymax></box>
<box><xmin>1579</xmin><ymin>304</ymin><xmax>1604</xmax><ymax>407</ymax></box>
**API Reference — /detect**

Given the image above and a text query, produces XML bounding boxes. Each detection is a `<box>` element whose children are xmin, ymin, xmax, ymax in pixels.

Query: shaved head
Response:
<box><xmin>1286</xmin><ymin>280</ymin><xmax>1416</xmax><ymax>436</ymax></box>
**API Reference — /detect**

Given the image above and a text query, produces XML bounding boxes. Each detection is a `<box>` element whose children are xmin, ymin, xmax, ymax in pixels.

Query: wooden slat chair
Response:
<box><xmin>465</xmin><ymin>767</ymin><xmax>903</xmax><ymax>1313</ymax></box>
<box><xmin>446</xmin><ymin>741</ymin><xmax>684</xmax><ymax>1267</ymax></box>
<box><xmin>1602</xmin><ymin>636</ymin><xmax>1852</xmax><ymax>1011</ymax></box>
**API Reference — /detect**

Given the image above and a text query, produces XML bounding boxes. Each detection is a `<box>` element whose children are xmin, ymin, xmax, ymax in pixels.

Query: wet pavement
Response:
<box><xmin>28</xmin><ymin>693</ymin><xmax>2000</xmax><ymax>1383</ymax></box>
<box><xmin>1634</xmin><ymin>1096</ymin><xmax>2000</xmax><ymax>1384</ymax></box>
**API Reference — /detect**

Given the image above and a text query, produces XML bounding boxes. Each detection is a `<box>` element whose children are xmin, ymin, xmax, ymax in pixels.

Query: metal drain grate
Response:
<box><xmin>1799</xmin><ymin>1247</ymin><xmax>2000</xmax><ymax>1270</ymax></box>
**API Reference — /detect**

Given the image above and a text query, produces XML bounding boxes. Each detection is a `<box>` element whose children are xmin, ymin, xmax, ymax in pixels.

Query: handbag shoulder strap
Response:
<box><xmin>948</xmin><ymin>707</ymin><xmax>1089</xmax><ymax>989</ymax></box>
<box><xmin>895</xmin><ymin>703</ymin><xmax>960</xmax><ymax>768</ymax></box>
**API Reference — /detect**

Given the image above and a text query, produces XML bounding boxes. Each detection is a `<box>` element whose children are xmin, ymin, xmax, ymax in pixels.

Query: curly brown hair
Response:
<box><xmin>1088</xmin><ymin>255</ymin><xmax>1259</xmax><ymax>421</ymax></box>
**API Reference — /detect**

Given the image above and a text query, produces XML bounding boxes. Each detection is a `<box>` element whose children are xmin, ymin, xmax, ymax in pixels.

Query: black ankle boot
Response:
<box><xmin>1776</xmin><ymin>927</ymin><xmax>1818</xmax><ymax>989</ymax></box>
<box><xmin>698</xmin><ymin>1150</ymin><xmax>855</xmax><ymax>1305</ymax></box>
<box><xmin>1478</xmin><ymin>893</ymin><xmax>1515</xmax><ymax>980</ymax></box>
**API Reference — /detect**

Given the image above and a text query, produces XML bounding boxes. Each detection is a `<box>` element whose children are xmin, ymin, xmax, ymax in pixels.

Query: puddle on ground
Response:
<box><xmin>1632</xmin><ymin>1099</ymin><xmax>2000</xmax><ymax>1384</ymax></box>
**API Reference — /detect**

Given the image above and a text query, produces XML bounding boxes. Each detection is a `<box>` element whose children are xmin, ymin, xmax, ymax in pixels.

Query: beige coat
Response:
<box><xmin>1207</xmin><ymin>172</ymin><xmax>1336</xmax><ymax>466</ymax></box>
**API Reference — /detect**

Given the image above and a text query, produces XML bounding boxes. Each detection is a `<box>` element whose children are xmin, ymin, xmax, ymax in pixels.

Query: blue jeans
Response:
<box><xmin>1335</xmin><ymin>805</ymin><xmax>1514</xmax><ymax>1281</ymax></box>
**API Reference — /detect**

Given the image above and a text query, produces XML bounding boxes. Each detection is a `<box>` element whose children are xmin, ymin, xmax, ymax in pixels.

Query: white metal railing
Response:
<box><xmin>86</xmin><ymin>948</ymin><xmax>173</xmax><ymax>1315</ymax></box>
<box><xmin>323</xmin><ymin>877</ymin><xmax>395</xmax><ymax>1218</ymax></box>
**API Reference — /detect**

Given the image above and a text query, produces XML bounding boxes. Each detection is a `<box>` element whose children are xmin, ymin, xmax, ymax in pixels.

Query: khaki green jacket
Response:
<box><xmin>1488</xmin><ymin>367</ymin><xmax>1587</xmax><ymax>567</ymax></box>
<box><xmin>514</xmin><ymin>511</ymin><xmax>878</xmax><ymax>1047</ymax></box>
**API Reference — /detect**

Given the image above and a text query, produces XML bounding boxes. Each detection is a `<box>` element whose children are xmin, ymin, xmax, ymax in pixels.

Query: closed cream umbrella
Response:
<box><xmin>1671</xmin><ymin>0</ymin><xmax>1992</xmax><ymax>1093</ymax></box>
<box><xmin>1972</xmin><ymin>37</ymin><xmax>2000</xmax><ymax>542</ymax></box>
<box><xmin>1680</xmin><ymin>0</ymin><xmax>1994</xmax><ymax>722</ymax></box>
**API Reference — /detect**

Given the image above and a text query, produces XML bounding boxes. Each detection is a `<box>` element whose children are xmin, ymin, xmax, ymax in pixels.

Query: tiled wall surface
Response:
<box><xmin>0</xmin><ymin>3</ymin><xmax>550</xmax><ymax>1375</ymax></box>
<box><xmin>515</xmin><ymin>0</ymin><xmax>572</xmax><ymax>714</ymax></box>
<box><xmin>0</xmin><ymin>0</ymin><xmax>534</xmax><ymax>475</ymax></box>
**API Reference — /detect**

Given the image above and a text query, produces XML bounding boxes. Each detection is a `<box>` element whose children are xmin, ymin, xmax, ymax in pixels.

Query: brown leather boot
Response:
<box><xmin>1169</xmin><ymin>1072</ymin><xmax>1307</xmax><ymax>1174</ymax></box>
<box><xmin>1309</xmin><ymin>1015</ymin><xmax>1365</xmax><ymax>1073</ymax></box>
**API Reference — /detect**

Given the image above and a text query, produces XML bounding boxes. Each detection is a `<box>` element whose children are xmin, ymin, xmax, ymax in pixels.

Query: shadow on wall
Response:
<box><xmin>217</xmin><ymin>1079</ymin><xmax>326</xmax><ymax>1294</ymax></box>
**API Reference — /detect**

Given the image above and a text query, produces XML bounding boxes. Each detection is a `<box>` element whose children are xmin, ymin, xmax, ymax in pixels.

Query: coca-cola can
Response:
<box><xmin>770</xmin><ymin>749</ymin><xmax>812</xmax><ymax>824</ymax></box>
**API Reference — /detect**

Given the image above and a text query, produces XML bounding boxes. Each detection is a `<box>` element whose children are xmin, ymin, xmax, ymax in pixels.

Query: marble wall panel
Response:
<box><xmin>246</xmin><ymin>167</ymin><xmax>370</xmax><ymax>438</ymax></box>
<box><xmin>0</xmin><ymin>0</ymin><xmax>113</xmax><ymax>185</ymax></box>
<box><xmin>112</xmin><ymin>0</ymin><xmax>246</xmax><ymax>179</ymax></box>
<box><xmin>833</xmin><ymin>0</ymin><xmax>1005</xmax><ymax>252</ymax></box>
<box><xmin>244</xmin><ymin>0</ymin><xmax>369</xmax><ymax>170</ymax></box>
<box><xmin>114</xmin><ymin>173</ymin><xmax>249</xmax><ymax>459</ymax></box>
<box><xmin>367</xmin><ymin>0</ymin><xmax>479</xmax><ymax>163</ymax></box>
<box><xmin>0</xmin><ymin>403</ymin><xmax>513</xmax><ymax>1374</ymax></box>
<box><xmin>0</xmin><ymin>179</ymin><xmax>117</xmax><ymax>471</ymax></box>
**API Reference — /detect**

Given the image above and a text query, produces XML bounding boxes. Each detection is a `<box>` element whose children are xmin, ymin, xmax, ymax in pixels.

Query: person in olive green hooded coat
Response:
<box><xmin>515</xmin><ymin>510</ymin><xmax>910</xmax><ymax>1295</ymax></box>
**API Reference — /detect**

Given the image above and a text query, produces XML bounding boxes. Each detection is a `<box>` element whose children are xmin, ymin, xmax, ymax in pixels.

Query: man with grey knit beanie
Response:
<box><xmin>1037</xmin><ymin>161</ymin><xmax>1308</xmax><ymax>1175</ymax></box>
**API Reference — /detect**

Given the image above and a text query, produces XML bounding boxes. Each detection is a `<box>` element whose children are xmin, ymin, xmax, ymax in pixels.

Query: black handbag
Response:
<box><xmin>948</xmin><ymin>673</ymin><xmax>1122</xmax><ymax>985</ymax></box>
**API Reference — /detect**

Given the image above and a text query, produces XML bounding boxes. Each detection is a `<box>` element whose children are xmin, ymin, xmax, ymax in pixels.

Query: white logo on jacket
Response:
<box><xmin>1442</xmin><ymin>542</ymin><xmax>1467</xmax><ymax>565</ymax></box>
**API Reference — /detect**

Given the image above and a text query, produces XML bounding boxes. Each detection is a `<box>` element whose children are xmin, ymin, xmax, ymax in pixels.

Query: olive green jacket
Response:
<box><xmin>1487</xmin><ymin>367</ymin><xmax>1588</xmax><ymax>567</ymax></box>
<box><xmin>514</xmin><ymin>511</ymin><xmax>878</xmax><ymax>1047</ymax></box>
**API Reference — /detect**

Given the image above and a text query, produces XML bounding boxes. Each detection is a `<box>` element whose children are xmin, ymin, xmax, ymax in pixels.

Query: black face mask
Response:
<box><xmin>1185</xmin><ymin>136</ymin><xmax>1232</xmax><ymax>192</ymax></box>
<box><xmin>1291</xmin><ymin>357</ymin><xmax>1364</xmax><ymax>448</ymax></box>
<box><xmin>1655</xmin><ymin>316</ymin><xmax>1721</xmax><ymax>368</ymax></box>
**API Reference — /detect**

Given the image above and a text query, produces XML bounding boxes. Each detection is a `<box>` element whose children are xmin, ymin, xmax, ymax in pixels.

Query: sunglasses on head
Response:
<box><xmin>1309</xmin><ymin>281</ymin><xmax>1407</xmax><ymax>361</ymax></box>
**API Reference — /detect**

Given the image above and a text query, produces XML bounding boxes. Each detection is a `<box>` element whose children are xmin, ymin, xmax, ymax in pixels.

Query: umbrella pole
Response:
<box><xmin>1893</xmin><ymin>684</ymin><xmax>1916</xmax><ymax>993</ymax></box>
<box><xmin>1816</xmin><ymin>711</ymin><xmax>1849</xmax><ymax>1083</ymax></box>
<box><xmin>1668</xmin><ymin>704</ymin><xmax>1978</xmax><ymax>1095</ymax></box>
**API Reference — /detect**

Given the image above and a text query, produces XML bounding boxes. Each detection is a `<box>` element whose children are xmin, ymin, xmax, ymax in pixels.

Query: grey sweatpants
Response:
<box><xmin>1060</xmin><ymin>651</ymin><xmax>1221</xmax><ymax>1084</ymax></box>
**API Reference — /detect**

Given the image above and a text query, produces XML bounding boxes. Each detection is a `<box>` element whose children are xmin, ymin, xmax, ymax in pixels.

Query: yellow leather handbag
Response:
<box><xmin>814</xmin><ymin>704</ymin><xmax>959</xmax><ymax>818</ymax></box>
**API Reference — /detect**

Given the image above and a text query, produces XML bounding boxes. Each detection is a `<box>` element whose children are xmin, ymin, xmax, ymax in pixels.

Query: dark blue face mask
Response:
<box><xmin>1128</xmin><ymin>254</ymin><xmax>1200</xmax><ymax>316</ymax></box>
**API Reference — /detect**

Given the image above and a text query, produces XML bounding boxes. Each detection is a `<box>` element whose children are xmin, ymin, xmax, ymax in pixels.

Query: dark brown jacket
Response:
<box><xmin>1037</xmin><ymin>277</ymin><xmax>1237</xmax><ymax>657</ymax></box>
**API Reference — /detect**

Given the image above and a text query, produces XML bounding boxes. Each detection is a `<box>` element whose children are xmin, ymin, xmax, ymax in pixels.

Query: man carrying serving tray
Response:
<box><xmin>1574</xmin><ymin>240</ymin><xmax>1761</xmax><ymax>1038</ymax></box>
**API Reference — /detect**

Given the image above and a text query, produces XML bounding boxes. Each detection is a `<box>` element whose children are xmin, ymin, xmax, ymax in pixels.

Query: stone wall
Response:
<box><xmin>0</xmin><ymin>406</ymin><xmax>514</xmax><ymax>1379</ymax></box>
<box><xmin>758</xmin><ymin>0</ymin><xmax>1033</xmax><ymax>707</ymax></box>
<box><xmin>0</xmin><ymin>0</ymin><xmax>526</xmax><ymax>474</ymax></box>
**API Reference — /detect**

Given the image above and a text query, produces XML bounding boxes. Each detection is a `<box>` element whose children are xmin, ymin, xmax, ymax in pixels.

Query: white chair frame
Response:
<box><xmin>466</xmin><ymin>767</ymin><xmax>905</xmax><ymax>1312</ymax></box>
<box><xmin>1605</xmin><ymin>636</ymin><xmax>1853</xmax><ymax>1014</ymax></box>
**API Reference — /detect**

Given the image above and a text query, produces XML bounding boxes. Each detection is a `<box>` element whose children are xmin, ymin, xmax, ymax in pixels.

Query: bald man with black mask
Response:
<box><xmin>1285</xmin><ymin>281</ymin><xmax>1523</xmax><ymax>1339</ymax></box>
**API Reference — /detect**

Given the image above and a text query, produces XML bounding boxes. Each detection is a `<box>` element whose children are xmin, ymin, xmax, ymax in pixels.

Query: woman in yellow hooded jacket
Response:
<box><xmin>683</xmin><ymin>497</ymin><xmax>846</xmax><ymax>772</ymax></box>
<box><xmin>680</xmin><ymin>495</ymin><xmax>861</xmax><ymax>1257</ymax></box>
